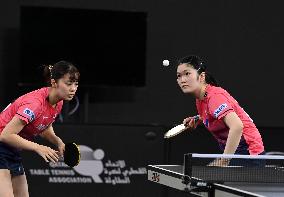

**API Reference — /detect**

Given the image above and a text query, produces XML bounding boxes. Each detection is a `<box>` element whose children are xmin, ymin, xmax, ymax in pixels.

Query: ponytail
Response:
<box><xmin>43</xmin><ymin>64</ymin><xmax>53</xmax><ymax>86</ymax></box>
<box><xmin>205</xmin><ymin>72</ymin><xmax>219</xmax><ymax>87</ymax></box>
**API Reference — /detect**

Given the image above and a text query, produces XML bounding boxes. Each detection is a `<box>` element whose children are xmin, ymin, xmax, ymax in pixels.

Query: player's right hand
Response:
<box><xmin>35</xmin><ymin>144</ymin><xmax>59</xmax><ymax>163</ymax></box>
<box><xmin>183</xmin><ymin>115</ymin><xmax>200</xmax><ymax>129</ymax></box>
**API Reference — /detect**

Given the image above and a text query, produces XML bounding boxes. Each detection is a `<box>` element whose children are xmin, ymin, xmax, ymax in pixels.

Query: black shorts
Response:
<box><xmin>0</xmin><ymin>142</ymin><xmax>24</xmax><ymax>176</ymax></box>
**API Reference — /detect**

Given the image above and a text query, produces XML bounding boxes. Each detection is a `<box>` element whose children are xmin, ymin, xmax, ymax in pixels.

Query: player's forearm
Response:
<box><xmin>0</xmin><ymin>133</ymin><xmax>39</xmax><ymax>151</ymax></box>
<box><xmin>46</xmin><ymin>135</ymin><xmax>63</xmax><ymax>147</ymax></box>
<box><xmin>40</xmin><ymin>125</ymin><xmax>64</xmax><ymax>147</ymax></box>
<box><xmin>41</xmin><ymin>130</ymin><xmax>63</xmax><ymax>147</ymax></box>
<box><xmin>223</xmin><ymin>127</ymin><xmax>243</xmax><ymax>154</ymax></box>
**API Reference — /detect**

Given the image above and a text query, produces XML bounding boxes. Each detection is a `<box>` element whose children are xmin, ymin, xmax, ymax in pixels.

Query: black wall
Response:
<box><xmin>0</xmin><ymin>0</ymin><xmax>284</xmax><ymax>128</ymax></box>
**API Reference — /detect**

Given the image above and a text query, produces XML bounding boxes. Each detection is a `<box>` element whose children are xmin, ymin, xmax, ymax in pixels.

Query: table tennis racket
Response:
<box><xmin>164</xmin><ymin>115</ymin><xmax>200</xmax><ymax>139</ymax></box>
<box><xmin>64</xmin><ymin>142</ymin><xmax>81</xmax><ymax>167</ymax></box>
<box><xmin>164</xmin><ymin>124</ymin><xmax>187</xmax><ymax>138</ymax></box>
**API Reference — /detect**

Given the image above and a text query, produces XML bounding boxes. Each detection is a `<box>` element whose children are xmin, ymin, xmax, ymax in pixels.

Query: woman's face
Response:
<box><xmin>53</xmin><ymin>73</ymin><xmax>79</xmax><ymax>101</ymax></box>
<box><xmin>177</xmin><ymin>63</ymin><xmax>202</xmax><ymax>94</ymax></box>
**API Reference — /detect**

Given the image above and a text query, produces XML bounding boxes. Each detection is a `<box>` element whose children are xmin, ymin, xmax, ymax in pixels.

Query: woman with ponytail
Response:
<box><xmin>0</xmin><ymin>60</ymin><xmax>79</xmax><ymax>196</ymax></box>
<box><xmin>177</xmin><ymin>55</ymin><xmax>264</xmax><ymax>165</ymax></box>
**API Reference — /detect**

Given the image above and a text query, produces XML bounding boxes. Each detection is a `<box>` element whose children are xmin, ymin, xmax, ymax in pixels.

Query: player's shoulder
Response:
<box><xmin>17</xmin><ymin>87</ymin><xmax>49</xmax><ymax>106</ymax></box>
<box><xmin>205</xmin><ymin>86</ymin><xmax>232</xmax><ymax>104</ymax></box>
<box><xmin>206</xmin><ymin>85</ymin><xmax>229</xmax><ymax>98</ymax></box>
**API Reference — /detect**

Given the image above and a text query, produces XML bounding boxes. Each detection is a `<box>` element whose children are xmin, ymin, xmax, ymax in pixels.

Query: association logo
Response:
<box><xmin>28</xmin><ymin>145</ymin><xmax>146</xmax><ymax>184</ymax></box>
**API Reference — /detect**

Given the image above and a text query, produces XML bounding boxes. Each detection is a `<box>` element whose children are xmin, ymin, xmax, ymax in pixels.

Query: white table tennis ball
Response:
<box><xmin>163</xmin><ymin>60</ymin><xmax>170</xmax><ymax>66</ymax></box>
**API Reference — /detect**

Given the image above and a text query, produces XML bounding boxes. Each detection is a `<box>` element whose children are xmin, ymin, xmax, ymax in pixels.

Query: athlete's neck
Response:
<box><xmin>197</xmin><ymin>84</ymin><xmax>208</xmax><ymax>100</ymax></box>
<box><xmin>47</xmin><ymin>87</ymin><xmax>60</xmax><ymax>107</ymax></box>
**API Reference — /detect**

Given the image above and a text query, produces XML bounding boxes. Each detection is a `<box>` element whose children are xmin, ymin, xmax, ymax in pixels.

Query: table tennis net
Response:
<box><xmin>184</xmin><ymin>153</ymin><xmax>284</xmax><ymax>183</ymax></box>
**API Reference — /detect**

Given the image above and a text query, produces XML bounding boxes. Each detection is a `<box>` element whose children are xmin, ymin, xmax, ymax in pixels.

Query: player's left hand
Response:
<box><xmin>208</xmin><ymin>158</ymin><xmax>230</xmax><ymax>167</ymax></box>
<box><xmin>57</xmin><ymin>142</ymin><xmax>65</xmax><ymax>157</ymax></box>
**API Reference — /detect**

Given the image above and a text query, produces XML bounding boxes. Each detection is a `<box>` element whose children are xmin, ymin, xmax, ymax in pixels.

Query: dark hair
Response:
<box><xmin>43</xmin><ymin>60</ymin><xmax>80</xmax><ymax>86</ymax></box>
<box><xmin>177</xmin><ymin>55</ymin><xmax>219</xmax><ymax>86</ymax></box>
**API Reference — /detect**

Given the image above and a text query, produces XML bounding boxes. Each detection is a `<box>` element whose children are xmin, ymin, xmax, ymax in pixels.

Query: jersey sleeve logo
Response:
<box><xmin>23</xmin><ymin>108</ymin><xmax>35</xmax><ymax>122</ymax></box>
<box><xmin>213</xmin><ymin>103</ymin><xmax>228</xmax><ymax>118</ymax></box>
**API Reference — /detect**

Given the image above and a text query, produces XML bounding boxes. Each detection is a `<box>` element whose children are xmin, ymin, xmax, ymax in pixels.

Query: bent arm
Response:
<box><xmin>0</xmin><ymin>116</ymin><xmax>39</xmax><ymax>151</ymax></box>
<box><xmin>223</xmin><ymin>112</ymin><xmax>244</xmax><ymax>154</ymax></box>
<box><xmin>40</xmin><ymin>124</ymin><xmax>65</xmax><ymax>156</ymax></box>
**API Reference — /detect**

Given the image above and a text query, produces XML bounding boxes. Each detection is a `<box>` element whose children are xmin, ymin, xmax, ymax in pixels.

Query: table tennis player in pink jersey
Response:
<box><xmin>0</xmin><ymin>61</ymin><xmax>79</xmax><ymax>197</ymax></box>
<box><xmin>176</xmin><ymin>55</ymin><xmax>264</xmax><ymax>164</ymax></box>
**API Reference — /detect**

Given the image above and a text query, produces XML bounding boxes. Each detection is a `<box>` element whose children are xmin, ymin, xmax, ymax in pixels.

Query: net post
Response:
<box><xmin>183</xmin><ymin>153</ymin><xmax>192</xmax><ymax>177</ymax></box>
<box><xmin>182</xmin><ymin>153</ymin><xmax>192</xmax><ymax>186</ymax></box>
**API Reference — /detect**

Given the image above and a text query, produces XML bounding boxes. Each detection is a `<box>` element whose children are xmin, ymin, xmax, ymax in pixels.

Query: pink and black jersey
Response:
<box><xmin>196</xmin><ymin>85</ymin><xmax>264</xmax><ymax>155</ymax></box>
<box><xmin>0</xmin><ymin>87</ymin><xmax>63</xmax><ymax>141</ymax></box>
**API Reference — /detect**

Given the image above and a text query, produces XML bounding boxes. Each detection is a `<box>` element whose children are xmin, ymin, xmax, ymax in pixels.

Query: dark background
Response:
<box><xmin>1</xmin><ymin>0</ymin><xmax>284</xmax><ymax>127</ymax></box>
<box><xmin>0</xmin><ymin>0</ymin><xmax>284</xmax><ymax>197</ymax></box>
<box><xmin>20</xmin><ymin>6</ymin><xmax>147</xmax><ymax>87</ymax></box>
